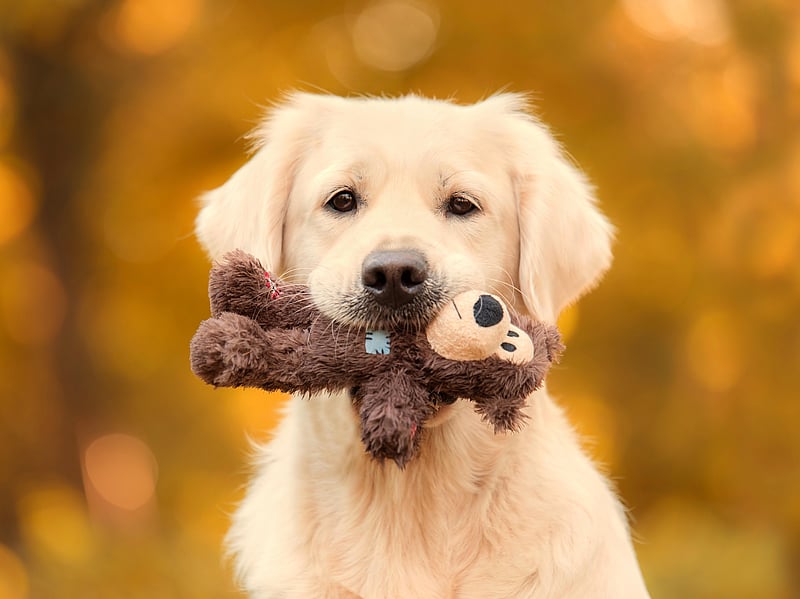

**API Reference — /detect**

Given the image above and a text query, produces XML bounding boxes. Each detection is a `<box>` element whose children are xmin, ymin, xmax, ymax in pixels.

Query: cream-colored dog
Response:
<box><xmin>196</xmin><ymin>93</ymin><xmax>650</xmax><ymax>598</ymax></box>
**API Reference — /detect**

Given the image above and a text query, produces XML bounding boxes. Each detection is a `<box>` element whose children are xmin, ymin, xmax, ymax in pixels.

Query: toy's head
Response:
<box><xmin>426</xmin><ymin>291</ymin><xmax>531</xmax><ymax>363</ymax></box>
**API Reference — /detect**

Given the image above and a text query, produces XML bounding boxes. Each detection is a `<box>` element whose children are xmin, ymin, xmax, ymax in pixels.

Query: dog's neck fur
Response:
<box><xmin>227</xmin><ymin>386</ymin><xmax>648</xmax><ymax>597</ymax></box>
<box><xmin>303</xmin><ymin>391</ymin><xmax>520</xmax><ymax>494</ymax></box>
<box><xmin>298</xmin><ymin>389</ymin><xmax>538</xmax><ymax>594</ymax></box>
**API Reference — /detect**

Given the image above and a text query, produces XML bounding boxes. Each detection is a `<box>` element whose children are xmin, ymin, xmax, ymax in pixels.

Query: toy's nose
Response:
<box><xmin>362</xmin><ymin>250</ymin><xmax>428</xmax><ymax>307</ymax></box>
<box><xmin>473</xmin><ymin>294</ymin><xmax>504</xmax><ymax>327</ymax></box>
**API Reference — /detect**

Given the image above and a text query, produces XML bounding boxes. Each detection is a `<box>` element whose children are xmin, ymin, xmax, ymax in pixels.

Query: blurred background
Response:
<box><xmin>0</xmin><ymin>0</ymin><xmax>798</xmax><ymax>596</ymax></box>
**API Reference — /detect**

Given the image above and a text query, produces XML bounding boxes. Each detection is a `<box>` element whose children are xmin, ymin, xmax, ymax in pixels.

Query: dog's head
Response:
<box><xmin>196</xmin><ymin>93</ymin><xmax>613</xmax><ymax>326</ymax></box>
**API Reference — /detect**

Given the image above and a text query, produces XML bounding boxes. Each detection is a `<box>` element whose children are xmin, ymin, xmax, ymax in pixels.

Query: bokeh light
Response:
<box><xmin>352</xmin><ymin>0</ymin><xmax>439</xmax><ymax>72</ymax></box>
<box><xmin>16</xmin><ymin>485</ymin><xmax>94</xmax><ymax>565</ymax></box>
<box><xmin>83</xmin><ymin>433</ymin><xmax>158</xmax><ymax>512</ymax></box>
<box><xmin>108</xmin><ymin>0</ymin><xmax>201</xmax><ymax>56</ymax></box>
<box><xmin>0</xmin><ymin>160</ymin><xmax>37</xmax><ymax>247</ymax></box>
<box><xmin>621</xmin><ymin>0</ymin><xmax>730</xmax><ymax>45</ymax></box>
<box><xmin>0</xmin><ymin>543</ymin><xmax>29</xmax><ymax>599</ymax></box>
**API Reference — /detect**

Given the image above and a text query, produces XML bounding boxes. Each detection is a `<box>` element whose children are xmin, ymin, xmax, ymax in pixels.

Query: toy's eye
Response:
<box><xmin>326</xmin><ymin>190</ymin><xmax>357</xmax><ymax>213</ymax></box>
<box><xmin>447</xmin><ymin>194</ymin><xmax>479</xmax><ymax>216</ymax></box>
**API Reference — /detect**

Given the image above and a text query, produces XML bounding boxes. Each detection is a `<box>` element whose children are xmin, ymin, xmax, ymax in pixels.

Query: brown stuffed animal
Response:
<box><xmin>190</xmin><ymin>250</ymin><xmax>563</xmax><ymax>468</ymax></box>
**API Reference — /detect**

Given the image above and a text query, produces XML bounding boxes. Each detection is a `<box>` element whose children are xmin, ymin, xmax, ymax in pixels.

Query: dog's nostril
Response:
<box><xmin>362</xmin><ymin>250</ymin><xmax>428</xmax><ymax>307</ymax></box>
<box><xmin>401</xmin><ymin>266</ymin><xmax>425</xmax><ymax>288</ymax></box>
<box><xmin>363</xmin><ymin>268</ymin><xmax>387</xmax><ymax>291</ymax></box>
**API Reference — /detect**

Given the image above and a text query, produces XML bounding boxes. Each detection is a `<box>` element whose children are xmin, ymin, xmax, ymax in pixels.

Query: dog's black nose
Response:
<box><xmin>473</xmin><ymin>294</ymin><xmax>504</xmax><ymax>327</ymax></box>
<box><xmin>362</xmin><ymin>250</ymin><xmax>428</xmax><ymax>307</ymax></box>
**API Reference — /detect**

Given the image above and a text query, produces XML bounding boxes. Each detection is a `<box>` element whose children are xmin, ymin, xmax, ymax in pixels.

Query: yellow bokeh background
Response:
<box><xmin>1</xmin><ymin>0</ymin><xmax>798</xmax><ymax>596</ymax></box>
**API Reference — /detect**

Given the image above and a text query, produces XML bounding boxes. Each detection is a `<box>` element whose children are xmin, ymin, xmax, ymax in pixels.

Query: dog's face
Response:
<box><xmin>283</xmin><ymin>98</ymin><xmax>525</xmax><ymax>331</ymax></box>
<box><xmin>196</xmin><ymin>93</ymin><xmax>613</xmax><ymax>325</ymax></box>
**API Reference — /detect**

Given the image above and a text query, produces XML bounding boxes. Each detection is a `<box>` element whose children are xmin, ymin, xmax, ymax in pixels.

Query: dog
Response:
<box><xmin>195</xmin><ymin>92</ymin><xmax>651</xmax><ymax>598</ymax></box>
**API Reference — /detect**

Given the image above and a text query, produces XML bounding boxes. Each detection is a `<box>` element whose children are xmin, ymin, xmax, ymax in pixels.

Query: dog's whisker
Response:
<box><xmin>278</xmin><ymin>267</ymin><xmax>315</xmax><ymax>284</ymax></box>
<box><xmin>486</xmin><ymin>277</ymin><xmax>524</xmax><ymax>307</ymax></box>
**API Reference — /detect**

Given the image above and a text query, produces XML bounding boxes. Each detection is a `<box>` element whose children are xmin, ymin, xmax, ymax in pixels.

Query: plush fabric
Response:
<box><xmin>190</xmin><ymin>250</ymin><xmax>563</xmax><ymax>468</ymax></box>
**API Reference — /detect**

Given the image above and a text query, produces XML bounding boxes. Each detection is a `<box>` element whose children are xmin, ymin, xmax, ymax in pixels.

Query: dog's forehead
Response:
<box><xmin>317</xmin><ymin>98</ymin><xmax>507</xmax><ymax>157</ymax></box>
<box><xmin>296</xmin><ymin>100</ymin><xmax>513</xmax><ymax>195</ymax></box>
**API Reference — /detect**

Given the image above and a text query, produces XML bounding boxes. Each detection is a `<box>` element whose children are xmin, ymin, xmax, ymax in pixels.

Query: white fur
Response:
<box><xmin>197</xmin><ymin>93</ymin><xmax>650</xmax><ymax>598</ymax></box>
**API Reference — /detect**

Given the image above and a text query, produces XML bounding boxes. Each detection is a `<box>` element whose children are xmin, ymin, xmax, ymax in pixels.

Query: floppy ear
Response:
<box><xmin>486</xmin><ymin>95</ymin><xmax>614</xmax><ymax>323</ymax></box>
<box><xmin>195</xmin><ymin>93</ymin><xmax>322</xmax><ymax>271</ymax></box>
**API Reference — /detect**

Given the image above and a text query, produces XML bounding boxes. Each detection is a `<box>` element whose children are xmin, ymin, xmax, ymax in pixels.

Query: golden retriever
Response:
<box><xmin>196</xmin><ymin>93</ymin><xmax>650</xmax><ymax>598</ymax></box>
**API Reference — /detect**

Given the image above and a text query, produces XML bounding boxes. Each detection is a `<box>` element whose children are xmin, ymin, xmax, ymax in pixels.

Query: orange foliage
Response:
<box><xmin>0</xmin><ymin>0</ymin><xmax>798</xmax><ymax>596</ymax></box>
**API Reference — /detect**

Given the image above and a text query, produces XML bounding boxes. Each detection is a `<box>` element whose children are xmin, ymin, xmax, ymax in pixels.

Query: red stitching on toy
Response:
<box><xmin>264</xmin><ymin>271</ymin><xmax>280</xmax><ymax>300</ymax></box>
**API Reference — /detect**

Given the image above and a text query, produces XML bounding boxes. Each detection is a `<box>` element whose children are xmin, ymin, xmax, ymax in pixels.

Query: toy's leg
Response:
<box><xmin>472</xmin><ymin>395</ymin><xmax>529</xmax><ymax>434</ymax></box>
<box><xmin>190</xmin><ymin>312</ymin><xmax>343</xmax><ymax>393</ymax></box>
<box><xmin>355</xmin><ymin>371</ymin><xmax>436</xmax><ymax>469</ymax></box>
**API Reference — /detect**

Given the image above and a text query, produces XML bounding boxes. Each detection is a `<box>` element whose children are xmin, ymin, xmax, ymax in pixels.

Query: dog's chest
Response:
<box><xmin>306</xmin><ymin>463</ymin><xmax>539</xmax><ymax>598</ymax></box>
<box><xmin>316</xmin><ymin>495</ymin><xmax>477</xmax><ymax>597</ymax></box>
<box><xmin>314</xmin><ymin>504</ymin><xmax>542</xmax><ymax>599</ymax></box>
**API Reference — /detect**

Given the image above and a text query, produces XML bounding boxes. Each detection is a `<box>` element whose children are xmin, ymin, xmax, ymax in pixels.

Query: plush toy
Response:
<box><xmin>190</xmin><ymin>250</ymin><xmax>563</xmax><ymax>468</ymax></box>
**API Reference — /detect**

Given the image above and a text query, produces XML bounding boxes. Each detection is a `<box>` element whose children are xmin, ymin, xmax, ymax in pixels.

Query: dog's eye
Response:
<box><xmin>326</xmin><ymin>190</ymin><xmax>357</xmax><ymax>213</ymax></box>
<box><xmin>447</xmin><ymin>195</ymin><xmax>478</xmax><ymax>216</ymax></box>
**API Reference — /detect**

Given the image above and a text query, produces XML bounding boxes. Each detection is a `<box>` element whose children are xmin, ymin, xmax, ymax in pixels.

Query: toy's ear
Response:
<box><xmin>195</xmin><ymin>93</ymin><xmax>326</xmax><ymax>272</ymax></box>
<box><xmin>480</xmin><ymin>94</ymin><xmax>614</xmax><ymax>323</ymax></box>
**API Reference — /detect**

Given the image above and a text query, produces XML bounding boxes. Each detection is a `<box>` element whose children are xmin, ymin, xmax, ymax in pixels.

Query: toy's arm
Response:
<box><xmin>424</xmin><ymin>355</ymin><xmax>546</xmax><ymax>405</ymax></box>
<box><xmin>208</xmin><ymin>250</ymin><xmax>317</xmax><ymax>329</ymax></box>
<box><xmin>190</xmin><ymin>312</ymin><xmax>356</xmax><ymax>393</ymax></box>
<box><xmin>423</xmin><ymin>318</ymin><xmax>561</xmax><ymax>432</ymax></box>
<box><xmin>422</xmin><ymin>356</ymin><xmax>543</xmax><ymax>433</ymax></box>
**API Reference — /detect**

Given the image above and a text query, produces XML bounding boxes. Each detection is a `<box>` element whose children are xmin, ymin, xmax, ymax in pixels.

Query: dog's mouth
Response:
<box><xmin>351</xmin><ymin>282</ymin><xmax>449</xmax><ymax>331</ymax></box>
<box><xmin>315</xmin><ymin>281</ymin><xmax>450</xmax><ymax>332</ymax></box>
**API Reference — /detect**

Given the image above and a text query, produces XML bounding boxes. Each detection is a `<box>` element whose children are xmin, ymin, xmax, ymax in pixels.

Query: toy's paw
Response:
<box><xmin>359</xmin><ymin>402</ymin><xmax>431</xmax><ymax>469</ymax></box>
<box><xmin>474</xmin><ymin>397</ymin><xmax>529</xmax><ymax>434</ymax></box>
<box><xmin>361</xmin><ymin>415</ymin><xmax>416</xmax><ymax>469</ymax></box>
<box><xmin>190</xmin><ymin>312</ymin><xmax>268</xmax><ymax>387</ymax></box>
<box><xmin>208</xmin><ymin>250</ymin><xmax>274</xmax><ymax>318</ymax></box>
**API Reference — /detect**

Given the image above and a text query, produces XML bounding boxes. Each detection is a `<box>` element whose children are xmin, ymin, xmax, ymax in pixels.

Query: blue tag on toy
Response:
<box><xmin>365</xmin><ymin>330</ymin><xmax>391</xmax><ymax>355</ymax></box>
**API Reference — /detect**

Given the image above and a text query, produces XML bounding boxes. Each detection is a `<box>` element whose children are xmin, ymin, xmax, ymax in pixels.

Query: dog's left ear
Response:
<box><xmin>195</xmin><ymin>92</ymin><xmax>330</xmax><ymax>272</ymax></box>
<box><xmin>481</xmin><ymin>94</ymin><xmax>614</xmax><ymax>323</ymax></box>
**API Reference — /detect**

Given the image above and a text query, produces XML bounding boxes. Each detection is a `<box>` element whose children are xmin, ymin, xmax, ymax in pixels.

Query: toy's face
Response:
<box><xmin>426</xmin><ymin>291</ymin><xmax>517</xmax><ymax>361</ymax></box>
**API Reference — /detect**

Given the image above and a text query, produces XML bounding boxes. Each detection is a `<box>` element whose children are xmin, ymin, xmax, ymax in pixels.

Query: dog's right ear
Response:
<box><xmin>477</xmin><ymin>94</ymin><xmax>614</xmax><ymax>324</ymax></box>
<box><xmin>195</xmin><ymin>93</ymin><xmax>324</xmax><ymax>272</ymax></box>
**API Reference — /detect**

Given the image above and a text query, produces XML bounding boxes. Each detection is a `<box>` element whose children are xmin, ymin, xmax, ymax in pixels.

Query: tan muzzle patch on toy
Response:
<box><xmin>426</xmin><ymin>291</ymin><xmax>510</xmax><ymax>361</ymax></box>
<box><xmin>495</xmin><ymin>323</ymin><xmax>535</xmax><ymax>364</ymax></box>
